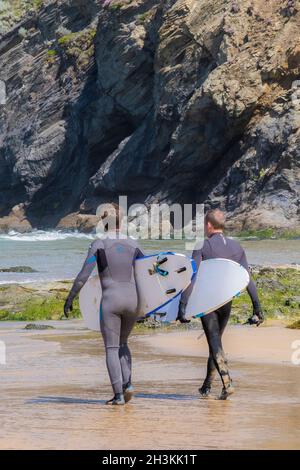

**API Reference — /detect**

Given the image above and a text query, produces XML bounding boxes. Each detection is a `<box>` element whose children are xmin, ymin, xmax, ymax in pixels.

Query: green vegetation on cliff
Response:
<box><xmin>0</xmin><ymin>1</ymin><xmax>43</xmax><ymax>34</ymax></box>
<box><xmin>57</xmin><ymin>27</ymin><xmax>97</xmax><ymax>69</ymax></box>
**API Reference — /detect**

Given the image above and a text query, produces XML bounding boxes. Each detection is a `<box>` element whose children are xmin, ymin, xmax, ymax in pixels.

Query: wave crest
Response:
<box><xmin>0</xmin><ymin>230</ymin><xmax>95</xmax><ymax>242</ymax></box>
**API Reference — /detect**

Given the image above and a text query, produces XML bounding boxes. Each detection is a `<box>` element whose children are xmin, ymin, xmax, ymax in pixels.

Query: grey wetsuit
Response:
<box><xmin>67</xmin><ymin>234</ymin><xmax>144</xmax><ymax>395</ymax></box>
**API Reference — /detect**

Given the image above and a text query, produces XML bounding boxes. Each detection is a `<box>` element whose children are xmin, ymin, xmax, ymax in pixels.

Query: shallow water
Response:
<box><xmin>0</xmin><ymin>232</ymin><xmax>299</xmax><ymax>284</ymax></box>
<box><xmin>0</xmin><ymin>321</ymin><xmax>299</xmax><ymax>450</ymax></box>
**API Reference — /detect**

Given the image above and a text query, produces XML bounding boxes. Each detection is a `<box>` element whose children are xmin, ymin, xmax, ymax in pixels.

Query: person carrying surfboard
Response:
<box><xmin>64</xmin><ymin>203</ymin><xmax>144</xmax><ymax>405</ymax></box>
<box><xmin>178</xmin><ymin>209</ymin><xmax>263</xmax><ymax>400</ymax></box>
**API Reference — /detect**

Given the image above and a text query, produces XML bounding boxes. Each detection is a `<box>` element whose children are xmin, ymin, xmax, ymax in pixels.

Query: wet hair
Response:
<box><xmin>100</xmin><ymin>202</ymin><xmax>124</xmax><ymax>231</ymax></box>
<box><xmin>205</xmin><ymin>209</ymin><xmax>226</xmax><ymax>230</ymax></box>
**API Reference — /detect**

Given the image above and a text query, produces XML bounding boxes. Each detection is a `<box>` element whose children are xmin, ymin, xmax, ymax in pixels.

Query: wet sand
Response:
<box><xmin>0</xmin><ymin>321</ymin><xmax>299</xmax><ymax>450</ymax></box>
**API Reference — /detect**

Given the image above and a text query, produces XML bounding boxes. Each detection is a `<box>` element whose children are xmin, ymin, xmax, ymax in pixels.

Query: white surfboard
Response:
<box><xmin>154</xmin><ymin>296</ymin><xmax>181</xmax><ymax>323</ymax></box>
<box><xmin>79</xmin><ymin>252</ymin><xmax>195</xmax><ymax>331</ymax></box>
<box><xmin>185</xmin><ymin>258</ymin><xmax>250</xmax><ymax>319</ymax></box>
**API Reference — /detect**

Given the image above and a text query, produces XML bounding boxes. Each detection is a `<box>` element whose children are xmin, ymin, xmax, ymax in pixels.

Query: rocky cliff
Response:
<box><xmin>0</xmin><ymin>0</ymin><xmax>299</xmax><ymax>232</ymax></box>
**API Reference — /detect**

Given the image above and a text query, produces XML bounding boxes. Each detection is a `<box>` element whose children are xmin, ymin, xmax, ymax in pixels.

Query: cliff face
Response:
<box><xmin>0</xmin><ymin>0</ymin><xmax>299</xmax><ymax>232</ymax></box>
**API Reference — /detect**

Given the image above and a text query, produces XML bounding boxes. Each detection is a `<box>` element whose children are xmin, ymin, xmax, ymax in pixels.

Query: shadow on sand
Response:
<box><xmin>27</xmin><ymin>393</ymin><xmax>198</xmax><ymax>405</ymax></box>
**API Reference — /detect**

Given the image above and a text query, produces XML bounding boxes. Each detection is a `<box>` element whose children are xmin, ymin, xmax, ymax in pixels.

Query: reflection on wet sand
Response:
<box><xmin>0</xmin><ymin>321</ymin><xmax>299</xmax><ymax>450</ymax></box>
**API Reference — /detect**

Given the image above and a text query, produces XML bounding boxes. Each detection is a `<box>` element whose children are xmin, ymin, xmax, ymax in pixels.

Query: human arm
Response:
<box><xmin>64</xmin><ymin>242</ymin><xmax>98</xmax><ymax>317</ymax></box>
<box><xmin>239</xmin><ymin>250</ymin><xmax>264</xmax><ymax>325</ymax></box>
<box><xmin>177</xmin><ymin>242</ymin><xmax>206</xmax><ymax>322</ymax></box>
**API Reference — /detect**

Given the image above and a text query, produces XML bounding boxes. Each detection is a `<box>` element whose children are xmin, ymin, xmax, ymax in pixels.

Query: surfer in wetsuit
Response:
<box><xmin>64</xmin><ymin>203</ymin><xmax>144</xmax><ymax>405</ymax></box>
<box><xmin>178</xmin><ymin>209</ymin><xmax>263</xmax><ymax>400</ymax></box>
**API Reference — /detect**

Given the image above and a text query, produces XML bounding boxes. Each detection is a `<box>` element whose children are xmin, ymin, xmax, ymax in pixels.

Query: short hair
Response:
<box><xmin>99</xmin><ymin>202</ymin><xmax>124</xmax><ymax>231</ymax></box>
<box><xmin>205</xmin><ymin>209</ymin><xmax>226</xmax><ymax>230</ymax></box>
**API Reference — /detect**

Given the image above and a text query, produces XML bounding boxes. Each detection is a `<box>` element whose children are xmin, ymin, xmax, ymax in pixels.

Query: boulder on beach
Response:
<box><xmin>0</xmin><ymin>266</ymin><xmax>37</xmax><ymax>273</ymax></box>
<box><xmin>0</xmin><ymin>205</ymin><xmax>32</xmax><ymax>233</ymax></box>
<box><xmin>24</xmin><ymin>324</ymin><xmax>55</xmax><ymax>330</ymax></box>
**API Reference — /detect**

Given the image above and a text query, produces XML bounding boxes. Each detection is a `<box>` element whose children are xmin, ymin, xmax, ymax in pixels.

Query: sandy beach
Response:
<box><xmin>0</xmin><ymin>321</ymin><xmax>299</xmax><ymax>450</ymax></box>
<box><xmin>140</xmin><ymin>325</ymin><xmax>300</xmax><ymax>365</ymax></box>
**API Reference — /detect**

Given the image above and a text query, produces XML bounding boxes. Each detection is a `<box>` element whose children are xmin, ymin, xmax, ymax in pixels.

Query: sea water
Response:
<box><xmin>0</xmin><ymin>230</ymin><xmax>299</xmax><ymax>284</ymax></box>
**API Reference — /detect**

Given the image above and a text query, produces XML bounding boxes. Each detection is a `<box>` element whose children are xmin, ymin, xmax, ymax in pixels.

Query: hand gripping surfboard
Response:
<box><xmin>154</xmin><ymin>258</ymin><xmax>250</xmax><ymax>322</ymax></box>
<box><xmin>185</xmin><ymin>258</ymin><xmax>250</xmax><ymax>319</ymax></box>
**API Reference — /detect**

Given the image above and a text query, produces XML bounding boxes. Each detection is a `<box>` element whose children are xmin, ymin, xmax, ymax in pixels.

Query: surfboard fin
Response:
<box><xmin>149</xmin><ymin>257</ymin><xmax>169</xmax><ymax>277</ymax></box>
<box><xmin>156</xmin><ymin>312</ymin><xmax>167</xmax><ymax>318</ymax></box>
<box><xmin>156</xmin><ymin>256</ymin><xmax>168</xmax><ymax>266</ymax></box>
<box><xmin>166</xmin><ymin>288</ymin><xmax>176</xmax><ymax>295</ymax></box>
<box><xmin>176</xmin><ymin>267</ymin><xmax>187</xmax><ymax>273</ymax></box>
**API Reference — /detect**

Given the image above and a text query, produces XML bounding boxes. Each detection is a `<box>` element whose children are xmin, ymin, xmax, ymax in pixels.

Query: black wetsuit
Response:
<box><xmin>66</xmin><ymin>234</ymin><xmax>144</xmax><ymax>395</ymax></box>
<box><xmin>181</xmin><ymin>232</ymin><xmax>261</xmax><ymax>390</ymax></box>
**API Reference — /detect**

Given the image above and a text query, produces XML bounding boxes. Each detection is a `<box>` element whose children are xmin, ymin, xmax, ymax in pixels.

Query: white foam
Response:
<box><xmin>0</xmin><ymin>230</ymin><xmax>95</xmax><ymax>242</ymax></box>
<box><xmin>0</xmin><ymin>279</ymin><xmax>37</xmax><ymax>285</ymax></box>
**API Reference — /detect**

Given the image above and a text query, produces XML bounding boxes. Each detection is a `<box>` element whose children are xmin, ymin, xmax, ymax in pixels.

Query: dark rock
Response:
<box><xmin>56</xmin><ymin>212</ymin><xmax>100</xmax><ymax>232</ymax></box>
<box><xmin>0</xmin><ymin>0</ymin><xmax>299</xmax><ymax>232</ymax></box>
<box><xmin>285</xmin><ymin>296</ymin><xmax>300</xmax><ymax>307</ymax></box>
<box><xmin>279</xmin><ymin>1</ymin><xmax>298</xmax><ymax>18</ymax></box>
<box><xmin>231</xmin><ymin>3</ymin><xmax>240</xmax><ymax>14</ymax></box>
<box><xmin>24</xmin><ymin>323</ymin><xmax>55</xmax><ymax>330</ymax></box>
<box><xmin>256</xmin><ymin>277</ymin><xmax>286</xmax><ymax>292</ymax></box>
<box><xmin>0</xmin><ymin>266</ymin><xmax>37</xmax><ymax>273</ymax></box>
<box><xmin>0</xmin><ymin>204</ymin><xmax>32</xmax><ymax>232</ymax></box>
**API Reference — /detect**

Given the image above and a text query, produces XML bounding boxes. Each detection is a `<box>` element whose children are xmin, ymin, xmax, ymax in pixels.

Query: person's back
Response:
<box><xmin>179</xmin><ymin>209</ymin><xmax>263</xmax><ymax>400</ymax></box>
<box><xmin>192</xmin><ymin>232</ymin><xmax>260</xmax><ymax>313</ymax></box>
<box><xmin>64</xmin><ymin>204</ymin><xmax>144</xmax><ymax>405</ymax></box>
<box><xmin>93</xmin><ymin>236</ymin><xmax>142</xmax><ymax>314</ymax></box>
<box><xmin>200</xmin><ymin>233</ymin><xmax>245</xmax><ymax>263</ymax></box>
